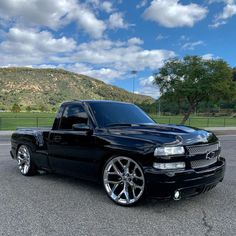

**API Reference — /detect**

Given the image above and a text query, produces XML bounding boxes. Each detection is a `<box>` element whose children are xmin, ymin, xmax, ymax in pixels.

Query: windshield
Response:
<box><xmin>88</xmin><ymin>102</ymin><xmax>156</xmax><ymax>127</ymax></box>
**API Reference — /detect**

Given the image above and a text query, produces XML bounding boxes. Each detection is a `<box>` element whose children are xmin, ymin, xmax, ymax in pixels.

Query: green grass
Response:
<box><xmin>151</xmin><ymin>115</ymin><xmax>236</xmax><ymax>128</ymax></box>
<box><xmin>0</xmin><ymin>112</ymin><xmax>56</xmax><ymax>118</ymax></box>
<box><xmin>0</xmin><ymin>112</ymin><xmax>55</xmax><ymax>130</ymax></box>
<box><xmin>0</xmin><ymin>112</ymin><xmax>236</xmax><ymax>130</ymax></box>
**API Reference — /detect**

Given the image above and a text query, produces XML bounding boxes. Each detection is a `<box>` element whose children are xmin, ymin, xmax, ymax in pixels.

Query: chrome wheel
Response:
<box><xmin>16</xmin><ymin>145</ymin><xmax>31</xmax><ymax>175</ymax></box>
<box><xmin>103</xmin><ymin>156</ymin><xmax>145</xmax><ymax>205</ymax></box>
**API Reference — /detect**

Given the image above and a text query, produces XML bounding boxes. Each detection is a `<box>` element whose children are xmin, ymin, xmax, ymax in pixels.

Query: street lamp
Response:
<box><xmin>131</xmin><ymin>70</ymin><xmax>138</xmax><ymax>103</ymax></box>
<box><xmin>157</xmin><ymin>98</ymin><xmax>161</xmax><ymax>117</ymax></box>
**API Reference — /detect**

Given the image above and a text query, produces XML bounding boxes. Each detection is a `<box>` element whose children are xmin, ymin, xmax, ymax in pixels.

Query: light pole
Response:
<box><xmin>157</xmin><ymin>98</ymin><xmax>161</xmax><ymax>117</ymax></box>
<box><xmin>131</xmin><ymin>70</ymin><xmax>138</xmax><ymax>103</ymax></box>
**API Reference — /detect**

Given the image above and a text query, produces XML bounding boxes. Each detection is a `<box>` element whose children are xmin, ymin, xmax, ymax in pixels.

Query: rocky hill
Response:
<box><xmin>0</xmin><ymin>68</ymin><xmax>155</xmax><ymax>111</ymax></box>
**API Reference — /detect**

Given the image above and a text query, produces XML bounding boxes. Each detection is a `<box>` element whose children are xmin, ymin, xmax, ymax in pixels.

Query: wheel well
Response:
<box><xmin>98</xmin><ymin>154</ymin><xmax>113</xmax><ymax>182</ymax></box>
<box><xmin>16</xmin><ymin>143</ymin><xmax>35</xmax><ymax>156</ymax></box>
<box><xmin>16</xmin><ymin>144</ymin><xmax>22</xmax><ymax>154</ymax></box>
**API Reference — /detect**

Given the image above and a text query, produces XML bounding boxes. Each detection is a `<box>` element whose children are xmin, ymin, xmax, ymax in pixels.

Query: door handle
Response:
<box><xmin>53</xmin><ymin>135</ymin><xmax>62</xmax><ymax>142</ymax></box>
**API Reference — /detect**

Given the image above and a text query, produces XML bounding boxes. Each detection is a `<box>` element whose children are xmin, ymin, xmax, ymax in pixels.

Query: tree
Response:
<box><xmin>233</xmin><ymin>67</ymin><xmax>236</xmax><ymax>81</ymax></box>
<box><xmin>154</xmin><ymin>56</ymin><xmax>236</xmax><ymax>124</ymax></box>
<box><xmin>11</xmin><ymin>103</ymin><xmax>21</xmax><ymax>113</ymax></box>
<box><xmin>26</xmin><ymin>106</ymin><xmax>32</xmax><ymax>112</ymax></box>
<box><xmin>39</xmin><ymin>105</ymin><xmax>47</xmax><ymax>112</ymax></box>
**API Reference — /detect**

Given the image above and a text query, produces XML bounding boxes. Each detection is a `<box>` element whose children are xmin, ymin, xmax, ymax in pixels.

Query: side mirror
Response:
<box><xmin>72</xmin><ymin>123</ymin><xmax>93</xmax><ymax>135</ymax></box>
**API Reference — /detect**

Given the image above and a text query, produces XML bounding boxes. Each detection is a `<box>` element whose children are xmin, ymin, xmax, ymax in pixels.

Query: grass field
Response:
<box><xmin>151</xmin><ymin>115</ymin><xmax>236</xmax><ymax>128</ymax></box>
<box><xmin>0</xmin><ymin>112</ymin><xmax>236</xmax><ymax>130</ymax></box>
<box><xmin>0</xmin><ymin>112</ymin><xmax>55</xmax><ymax>130</ymax></box>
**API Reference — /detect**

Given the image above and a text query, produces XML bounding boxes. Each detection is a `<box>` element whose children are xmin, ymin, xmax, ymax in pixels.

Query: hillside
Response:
<box><xmin>0</xmin><ymin>68</ymin><xmax>155</xmax><ymax>111</ymax></box>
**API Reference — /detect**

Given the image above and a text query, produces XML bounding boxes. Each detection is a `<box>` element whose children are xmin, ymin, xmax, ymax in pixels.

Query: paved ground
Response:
<box><xmin>206</xmin><ymin>128</ymin><xmax>236</xmax><ymax>135</ymax></box>
<box><xmin>0</xmin><ymin>136</ymin><xmax>235</xmax><ymax>236</ymax></box>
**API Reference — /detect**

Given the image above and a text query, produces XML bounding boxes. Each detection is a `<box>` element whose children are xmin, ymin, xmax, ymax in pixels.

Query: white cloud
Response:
<box><xmin>0</xmin><ymin>27</ymin><xmax>76</xmax><ymax>66</ymax></box>
<box><xmin>180</xmin><ymin>35</ymin><xmax>190</xmax><ymax>41</ymax></box>
<box><xmin>0</xmin><ymin>0</ymin><xmax>106</xmax><ymax>38</ymax></box>
<box><xmin>66</xmin><ymin>63</ymin><xmax>123</xmax><ymax>83</ymax></box>
<box><xmin>202</xmin><ymin>53</ymin><xmax>214</xmax><ymax>60</ymax></box>
<box><xmin>181</xmin><ymin>40</ymin><xmax>205</xmax><ymax>50</ymax></box>
<box><xmin>73</xmin><ymin>39</ymin><xmax>176</xmax><ymax>72</ymax></box>
<box><xmin>156</xmin><ymin>34</ymin><xmax>168</xmax><ymax>40</ymax></box>
<box><xmin>210</xmin><ymin>0</ymin><xmax>236</xmax><ymax>28</ymax></box>
<box><xmin>139</xmin><ymin>76</ymin><xmax>160</xmax><ymax>98</ymax></box>
<box><xmin>209</xmin><ymin>21</ymin><xmax>227</xmax><ymax>28</ymax></box>
<box><xmin>0</xmin><ymin>33</ymin><xmax>175</xmax><ymax>83</ymax></box>
<box><xmin>108</xmin><ymin>12</ymin><xmax>129</xmax><ymax>29</ymax></box>
<box><xmin>0</xmin><ymin>0</ymin><xmax>72</xmax><ymax>29</ymax></box>
<box><xmin>80</xmin><ymin>68</ymin><xmax>123</xmax><ymax>83</ymax></box>
<box><xmin>136</xmin><ymin>0</ymin><xmax>148</xmax><ymax>9</ymax></box>
<box><xmin>143</xmin><ymin>0</ymin><xmax>208</xmax><ymax>27</ymax></box>
<box><xmin>128</xmin><ymin>37</ymin><xmax>144</xmax><ymax>45</ymax></box>
<box><xmin>101</xmin><ymin>1</ymin><xmax>114</xmax><ymax>13</ymax></box>
<box><xmin>201</xmin><ymin>53</ymin><xmax>220</xmax><ymax>60</ymax></box>
<box><xmin>219</xmin><ymin>1</ymin><xmax>236</xmax><ymax>19</ymax></box>
<box><xmin>71</xmin><ymin>6</ymin><xmax>106</xmax><ymax>38</ymax></box>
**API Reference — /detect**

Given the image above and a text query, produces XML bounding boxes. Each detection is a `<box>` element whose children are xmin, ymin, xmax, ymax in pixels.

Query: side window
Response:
<box><xmin>59</xmin><ymin>104</ymin><xmax>88</xmax><ymax>130</ymax></box>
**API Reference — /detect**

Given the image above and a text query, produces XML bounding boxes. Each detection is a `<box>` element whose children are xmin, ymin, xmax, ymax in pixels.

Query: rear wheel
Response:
<box><xmin>16</xmin><ymin>145</ymin><xmax>37</xmax><ymax>176</ymax></box>
<box><xmin>103</xmin><ymin>156</ymin><xmax>145</xmax><ymax>206</ymax></box>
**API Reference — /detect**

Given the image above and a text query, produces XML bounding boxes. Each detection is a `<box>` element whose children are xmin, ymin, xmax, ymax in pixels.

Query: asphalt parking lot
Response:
<box><xmin>0</xmin><ymin>135</ymin><xmax>235</xmax><ymax>236</ymax></box>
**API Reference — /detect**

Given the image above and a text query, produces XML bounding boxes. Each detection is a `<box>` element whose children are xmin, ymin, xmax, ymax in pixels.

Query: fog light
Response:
<box><xmin>173</xmin><ymin>190</ymin><xmax>181</xmax><ymax>200</ymax></box>
<box><xmin>153</xmin><ymin>162</ymin><xmax>185</xmax><ymax>170</ymax></box>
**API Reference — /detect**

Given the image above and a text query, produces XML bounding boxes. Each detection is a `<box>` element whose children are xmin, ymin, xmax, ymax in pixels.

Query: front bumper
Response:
<box><xmin>144</xmin><ymin>157</ymin><xmax>225</xmax><ymax>199</ymax></box>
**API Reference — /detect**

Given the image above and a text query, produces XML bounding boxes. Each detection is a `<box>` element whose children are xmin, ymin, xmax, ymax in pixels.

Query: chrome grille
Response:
<box><xmin>186</xmin><ymin>143</ymin><xmax>219</xmax><ymax>156</ymax></box>
<box><xmin>191</xmin><ymin>157</ymin><xmax>217</xmax><ymax>169</ymax></box>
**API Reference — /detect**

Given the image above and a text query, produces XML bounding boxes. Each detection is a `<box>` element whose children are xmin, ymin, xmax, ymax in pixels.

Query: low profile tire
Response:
<box><xmin>103</xmin><ymin>156</ymin><xmax>145</xmax><ymax>206</ymax></box>
<box><xmin>16</xmin><ymin>145</ymin><xmax>37</xmax><ymax>176</ymax></box>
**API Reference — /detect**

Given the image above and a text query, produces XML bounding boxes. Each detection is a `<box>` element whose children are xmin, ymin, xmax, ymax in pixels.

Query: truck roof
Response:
<box><xmin>61</xmin><ymin>100</ymin><xmax>133</xmax><ymax>105</ymax></box>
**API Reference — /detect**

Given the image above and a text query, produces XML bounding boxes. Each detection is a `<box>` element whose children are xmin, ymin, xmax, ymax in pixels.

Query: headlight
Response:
<box><xmin>153</xmin><ymin>162</ymin><xmax>185</xmax><ymax>170</ymax></box>
<box><xmin>154</xmin><ymin>146</ymin><xmax>185</xmax><ymax>156</ymax></box>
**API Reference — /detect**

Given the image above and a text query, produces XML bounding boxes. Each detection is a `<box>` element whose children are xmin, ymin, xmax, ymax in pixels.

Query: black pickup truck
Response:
<box><xmin>10</xmin><ymin>100</ymin><xmax>225</xmax><ymax>206</ymax></box>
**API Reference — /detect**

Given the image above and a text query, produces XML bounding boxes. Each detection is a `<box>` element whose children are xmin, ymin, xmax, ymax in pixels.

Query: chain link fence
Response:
<box><xmin>151</xmin><ymin>116</ymin><xmax>236</xmax><ymax>128</ymax></box>
<box><xmin>0</xmin><ymin>117</ymin><xmax>55</xmax><ymax>130</ymax></box>
<box><xmin>0</xmin><ymin>116</ymin><xmax>235</xmax><ymax>130</ymax></box>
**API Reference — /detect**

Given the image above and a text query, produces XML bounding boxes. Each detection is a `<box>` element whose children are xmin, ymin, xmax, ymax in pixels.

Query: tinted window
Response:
<box><xmin>89</xmin><ymin>102</ymin><xmax>155</xmax><ymax>127</ymax></box>
<box><xmin>59</xmin><ymin>104</ymin><xmax>88</xmax><ymax>130</ymax></box>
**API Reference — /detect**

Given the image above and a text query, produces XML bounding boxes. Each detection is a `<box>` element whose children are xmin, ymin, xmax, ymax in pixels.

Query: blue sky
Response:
<box><xmin>0</xmin><ymin>0</ymin><xmax>235</xmax><ymax>98</ymax></box>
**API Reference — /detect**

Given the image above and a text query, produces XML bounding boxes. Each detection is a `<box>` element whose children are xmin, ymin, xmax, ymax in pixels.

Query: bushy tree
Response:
<box><xmin>26</xmin><ymin>106</ymin><xmax>32</xmax><ymax>112</ymax></box>
<box><xmin>233</xmin><ymin>67</ymin><xmax>236</xmax><ymax>81</ymax></box>
<box><xmin>154</xmin><ymin>56</ymin><xmax>236</xmax><ymax>124</ymax></box>
<box><xmin>11</xmin><ymin>103</ymin><xmax>21</xmax><ymax>113</ymax></box>
<box><xmin>39</xmin><ymin>105</ymin><xmax>47</xmax><ymax>112</ymax></box>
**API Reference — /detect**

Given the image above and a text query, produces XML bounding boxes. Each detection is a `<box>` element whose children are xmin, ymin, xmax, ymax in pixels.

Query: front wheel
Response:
<box><xmin>103</xmin><ymin>156</ymin><xmax>145</xmax><ymax>206</ymax></box>
<box><xmin>16</xmin><ymin>145</ymin><xmax>37</xmax><ymax>176</ymax></box>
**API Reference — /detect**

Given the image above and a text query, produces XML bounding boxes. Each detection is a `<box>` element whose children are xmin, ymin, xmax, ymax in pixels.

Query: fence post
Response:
<box><xmin>207</xmin><ymin>118</ymin><xmax>210</xmax><ymax>127</ymax></box>
<box><xmin>168</xmin><ymin>117</ymin><xmax>171</xmax><ymax>124</ymax></box>
<box><xmin>188</xmin><ymin>118</ymin><xmax>191</xmax><ymax>126</ymax></box>
<box><xmin>223</xmin><ymin>118</ymin><xmax>226</xmax><ymax>127</ymax></box>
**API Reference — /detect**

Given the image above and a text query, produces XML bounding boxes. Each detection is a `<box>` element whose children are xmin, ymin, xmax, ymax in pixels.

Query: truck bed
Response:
<box><xmin>11</xmin><ymin>127</ymin><xmax>51</xmax><ymax>149</ymax></box>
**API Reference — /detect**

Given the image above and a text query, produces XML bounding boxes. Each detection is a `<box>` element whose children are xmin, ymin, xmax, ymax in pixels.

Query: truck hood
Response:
<box><xmin>107</xmin><ymin>124</ymin><xmax>218</xmax><ymax>146</ymax></box>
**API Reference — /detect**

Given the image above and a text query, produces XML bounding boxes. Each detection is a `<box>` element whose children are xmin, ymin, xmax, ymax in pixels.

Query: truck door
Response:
<box><xmin>48</xmin><ymin>103</ymin><xmax>98</xmax><ymax>180</ymax></box>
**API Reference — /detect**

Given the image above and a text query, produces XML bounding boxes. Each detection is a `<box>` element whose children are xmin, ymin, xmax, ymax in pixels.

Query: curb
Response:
<box><xmin>0</xmin><ymin>131</ymin><xmax>14</xmax><ymax>136</ymax></box>
<box><xmin>205</xmin><ymin>127</ymin><xmax>236</xmax><ymax>135</ymax></box>
<box><xmin>211</xmin><ymin>130</ymin><xmax>236</xmax><ymax>135</ymax></box>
